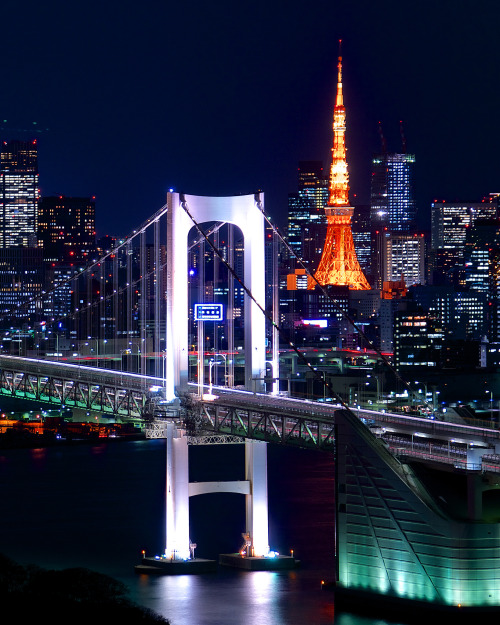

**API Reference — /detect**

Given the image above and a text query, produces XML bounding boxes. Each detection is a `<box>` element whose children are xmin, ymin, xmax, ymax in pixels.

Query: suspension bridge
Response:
<box><xmin>1</xmin><ymin>191</ymin><xmax>500</xmax><ymax>611</ymax></box>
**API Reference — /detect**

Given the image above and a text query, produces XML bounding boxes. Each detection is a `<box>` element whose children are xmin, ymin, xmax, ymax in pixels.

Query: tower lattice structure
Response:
<box><xmin>308</xmin><ymin>48</ymin><xmax>370</xmax><ymax>291</ymax></box>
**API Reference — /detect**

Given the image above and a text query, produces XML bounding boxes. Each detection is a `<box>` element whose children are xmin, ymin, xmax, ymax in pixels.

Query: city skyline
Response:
<box><xmin>1</xmin><ymin>1</ymin><xmax>499</xmax><ymax>238</ymax></box>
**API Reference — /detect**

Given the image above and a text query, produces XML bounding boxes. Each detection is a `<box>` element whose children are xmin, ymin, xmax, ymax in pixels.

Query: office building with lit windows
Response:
<box><xmin>370</xmin><ymin>151</ymin><xmax>417</xmax><ymax>287</ymax></box>
<box><xmin>0</xmin><ymin>140</ymin><xmax>39</xmax><ymax>247</ymax></box>
<box><xmin>370</xmin><ymin>152</ymin><xmax>416</xmax><ymax>233</ymax></box>
<box><xmin>409</xmin><ymin>285</ymin><xmax>488</xmax><ymax>341</ymax></box>
<box><xmin>394</xmin><ymin>311</ymin><xmax>444</xmax><ymax>370</ymax></box>
<box><xmin>380</xmin><ymin>232</ymin><xmax>425</xmax><ymax>287</ymax></box>
<box><xmin>286</xmin><ymin>161</ymin><xmax>328</xmax><ymax>270</ymax></box>
<box><xmin>351</xmin><ymin>204</ymin><xmax>371</xmax><ymax>275</ymax></box>
<box><xmin>463</xmin><ymin>218</ymin><xmax>500</xmax><ymax>292</ymax></box>
<box><xmin>430</xmin><ymin>200</ymin><xmax>497</xmax><ymax>286</ymax></box>
<box><xmin>38</xmin><ymin>196</ymin><xmax>96</xmax><ymax>263</ymax></box>
<box><xmin>0</xmin><ymin>246</ymin><xmax>43</xmax><ymax>319</ymax></box>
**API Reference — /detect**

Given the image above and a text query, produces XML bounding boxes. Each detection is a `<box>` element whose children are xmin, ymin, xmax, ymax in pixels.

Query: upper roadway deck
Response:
<box><xmin>1</xmin><ymin>354</ymin><xmax>499</xmax><ymax>470</ymax></box>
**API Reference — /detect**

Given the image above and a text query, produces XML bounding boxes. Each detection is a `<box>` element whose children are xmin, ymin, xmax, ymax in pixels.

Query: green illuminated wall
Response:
<box><xmin>335</xmin><ymin>409</ymin><xmax>500</xmax><ymax>607</ymax></box>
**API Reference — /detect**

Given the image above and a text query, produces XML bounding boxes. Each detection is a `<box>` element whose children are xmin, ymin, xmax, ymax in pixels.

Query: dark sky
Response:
<box><xmin>2</xmin><ymin>0</ymin><xmax>499</xmax><ymax>235</ymax></box>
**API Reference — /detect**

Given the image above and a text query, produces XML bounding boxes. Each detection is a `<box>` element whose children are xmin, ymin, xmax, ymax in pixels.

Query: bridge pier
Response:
<box><xmin>245</xmin><ymin>439</ymin><xmax>269</xmax><ymax>556</ymax></box>
<box><xmin>165</xmin><ymin>422</ymin><xmax>190</xmax><ymax>560</ymax></box>
<box><xmin>164</xmin><ymin>425</ymin><xmax>270</xmax><ymax>561</ymax></box>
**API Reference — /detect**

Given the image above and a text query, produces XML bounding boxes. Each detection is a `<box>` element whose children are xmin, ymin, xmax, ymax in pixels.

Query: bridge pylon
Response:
<box><xmin>166</xmin><ymin>192</ymin><xmax>267</xmax><ymax>401</ymax></box>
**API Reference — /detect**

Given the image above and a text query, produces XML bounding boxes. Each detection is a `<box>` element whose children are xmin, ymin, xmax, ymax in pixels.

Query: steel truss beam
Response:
<box><xmin>0</xmin><ymin>367</ymin><xmax>147</xmax><ymax>417</ymax></box>
<box><xmin>190</xmin><ymin>400</ymin><xmax>336</xmax><ymax>450</ymax></box>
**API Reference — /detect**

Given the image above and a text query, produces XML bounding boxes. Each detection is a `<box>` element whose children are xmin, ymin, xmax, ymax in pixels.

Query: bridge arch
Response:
<box><xmin>166</xmin><ymin>192</ymin><xmax>266</xmax><ymax>401</ymax></box>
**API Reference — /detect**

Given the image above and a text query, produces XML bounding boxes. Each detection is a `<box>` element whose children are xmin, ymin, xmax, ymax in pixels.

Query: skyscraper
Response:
<box><xmin>287</xmin><ymin>161</ymin><xmax>328</xmax><ymax>270</ymax></box>
<box><xmin>370</xmin><ymin>151</ymin><xmax>416</xmax><ymax>233</ymax></box>
<box><xmin>309</xmin><ymin>48</ymin><xmax>369</xmax><ymax>290</ymax></box>
<box><xmin>351</xmin><ymin>203</ymin><xmax>371</xmax><ymax>274</ymax></box>
<box><xmin>0</xmin><ymin>140</ymin><xmax>39</xmax><ymax>247</ymax></box>
<box><xmin>394</xmin><ymin>311</ymin><xmax>444</xmax><ymax>370</ymax></box>
<box><xmin>0</xmin><ymin>246</ymin><xmax>43</xmax><ymax>319</ymax></box>
<box><xmin>430</xmin><ymin>200</ymin><xmax>497</xmax><ymax>286</ymax></box>
<box><xmin>380</xmin><ymin>232</ymin><xmax>425</xmax><ymax>287</ymax></box>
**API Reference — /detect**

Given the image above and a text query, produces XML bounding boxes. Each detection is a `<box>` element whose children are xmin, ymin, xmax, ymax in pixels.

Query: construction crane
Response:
<box><xmin>377</xmin><ymin>121</ymin><xmax>387</xmax><ymax>154</ymax></box>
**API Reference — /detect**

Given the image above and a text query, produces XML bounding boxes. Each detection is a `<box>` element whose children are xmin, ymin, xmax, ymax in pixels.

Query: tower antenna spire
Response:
<box><xmin>308</xmin><ymin>46</ymin><xmax>370</xmax><ymax>290</ymax></box>
<box><xmin>336</xmin><ymin>40</ymin><xmax>343</xmax><ymax>109</ymax></box>
<box><xmin>400</xmin><ymin>120</ymin><xmax>407</xmax><ymax>154</ymax></box>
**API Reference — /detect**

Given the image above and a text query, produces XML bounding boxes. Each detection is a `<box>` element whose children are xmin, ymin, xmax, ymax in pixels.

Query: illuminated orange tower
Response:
<box><xmin>309</xmin><ymin>45</ymin><xmax>370</xmax><ymax>290</ymax></box>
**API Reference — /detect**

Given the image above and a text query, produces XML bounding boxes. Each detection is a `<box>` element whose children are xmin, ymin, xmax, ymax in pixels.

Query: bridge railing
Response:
<box><xmin>358</xmin><ymin>409</ymin><xmax>500</xmax><ymax>441</ymax></box>
<box><xmin>388</xmin><ymin>447</ymin><xmax>485</xmax><ymax>471</ymax></box>
<box><xmin>0</xmin><ymin>355</ymin><xmax>163</xmax><ymax>392</ymax></box>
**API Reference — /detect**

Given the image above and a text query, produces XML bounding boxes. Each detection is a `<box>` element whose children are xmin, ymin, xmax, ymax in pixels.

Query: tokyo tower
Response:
<box><xmin>308</xmin><ymin>45</ymin><xmax>370</xmax><ymax>291</ymax></box>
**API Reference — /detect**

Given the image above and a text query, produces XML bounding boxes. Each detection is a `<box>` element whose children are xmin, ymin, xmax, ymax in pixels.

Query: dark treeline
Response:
<box><xmin>0</xmin><ymin>554</ymin><xmax>169</xmax><ymax>624</ymax></box>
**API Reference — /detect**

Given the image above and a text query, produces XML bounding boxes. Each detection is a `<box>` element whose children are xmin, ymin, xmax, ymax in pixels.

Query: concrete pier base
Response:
<box><xmin>135</xmin><ymin>556</ymin><xmax>217</xmax><ymax>575</ymax></box>
<box><xmin>219</xmin><ymin>553</ymin><xmax>297</xmax><ymax>571</ymax></box>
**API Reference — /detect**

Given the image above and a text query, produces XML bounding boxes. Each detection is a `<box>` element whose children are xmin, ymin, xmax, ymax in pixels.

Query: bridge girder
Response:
<box><xmin>0</xmin><ymin>366</ymin><xmax>147</xmax><ymax>417</ymax></box>
<box><xmin>188</xmin><ymin>400</ymin><xmax>336</xmax><ymax>451</ymax></box>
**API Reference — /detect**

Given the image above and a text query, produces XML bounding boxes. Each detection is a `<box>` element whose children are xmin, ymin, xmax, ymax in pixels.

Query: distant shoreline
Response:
<box><xmin>0</xmin><ymin>429</ymin><xmax>146</xmax><ymax>450</ymax></box>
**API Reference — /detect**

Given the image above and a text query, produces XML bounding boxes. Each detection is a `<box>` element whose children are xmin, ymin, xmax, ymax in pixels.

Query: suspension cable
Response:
<box><xmin>182</xmin><ymin>195</ymin><xmax>433</xmax><ymax>414</ymax></box>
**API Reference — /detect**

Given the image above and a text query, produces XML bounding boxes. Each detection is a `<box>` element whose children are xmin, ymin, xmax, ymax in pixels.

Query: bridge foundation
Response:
<box><xmin>163</xmin><ymin>426</ymin><xmax>270</xmax><ymax>563</ymax></box>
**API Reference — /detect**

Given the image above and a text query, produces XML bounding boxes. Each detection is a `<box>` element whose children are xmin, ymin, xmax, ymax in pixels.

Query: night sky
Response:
<box><xmin>2</xmin><ymin>0</ymin><xmax>499</xmax><ymax>236</ymax></box>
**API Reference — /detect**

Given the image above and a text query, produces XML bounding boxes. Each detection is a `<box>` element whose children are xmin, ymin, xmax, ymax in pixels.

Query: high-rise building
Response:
<box><xmin>370</xmin><ymin>152</ymin><xmax>416</xmax><ymax>233</ymax></box>
<box><xmin>394</xmin><ymin>311</ymin><xmax>444</xmax><ymax>370</ymax></box>
<box><xmin>309</xmin><ymin>49</ymin><xmax>369</xmax><ymax>290</ymax></box>
<box><xmin>430</xmin><ymin>200</ymin><xmax>497</xmax><ymax>286</ymax></box>
<box><xmin>0</xmin><ymin>247</ymin><xmax>43</xmax><ymax>319</ymax></box>
<box><xmin>431</xmin><ymin>201</ymin><xmax>497</xmax><ymax>250</ymax></box>
<box><xmin>409</xmin><ymin>285</ymin><xmax>488</xmax><ymax>341</ymax></box>
<box><xmin>369</xmin><ymin>124</ymin><xmax>418</xmax><ymax>288</ymax></box>
<box><xmin>0</xmin><ymin>140</ymin><xmax>39</xmax><ymax>247</ymax></box>
<box><xmin>351</xmin><ymin>204</ymin><xmax>371</xmax><ymax>275</ymax></box>
<box><xmin>38</xmin><ymin>196</ymin><xmax>96</xmax><ymax>263</ymax></box>
<box><xmin>287</xmin><ymin>161</ymin><xmax>328</xmax><ymax>270</ymax></box>
<box><xmin>380</xmin><ymin>232</ymin><xmax>425</xmax><ymax>287</ymax></box>
<box><xmin>43</xmin><ymin>263</ymin><xmax>83</xmax><ymax>320</ymax></box>
<box><xmin>462</xmin><ymin>218</ymin><xmax>500</xmax><ymax>342</ymax></box>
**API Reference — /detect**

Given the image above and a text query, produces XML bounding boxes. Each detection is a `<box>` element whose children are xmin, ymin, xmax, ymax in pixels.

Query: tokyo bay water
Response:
<box><xmin>0</xmin><ymin>398</ymin><xmax>399</xmax><ymax>625</ymax></box>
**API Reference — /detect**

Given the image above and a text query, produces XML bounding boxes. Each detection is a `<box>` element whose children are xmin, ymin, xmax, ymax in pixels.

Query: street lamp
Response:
<box><xmin>208</xmin><ymin>358</ymin><xmax>216</xmax><ymax>396</ymax></box>
<box><xmin>205</xmin><ymin>357</ymin><xmax>225</xmax><ymax>400</ymax></box>
<box><xmin>213</xmin><ymin>352</ymin><xmax>227</xmax><ymax>387</ymax></box>
<box><xmin>367</xmin><ymin>374</ymin><xmax>381</xmax><ymax>406</ymax></box>
<box><xmin>487</xmin><ymin>390</ymin><xmax>493</xmax><ymax>417</ymax></box>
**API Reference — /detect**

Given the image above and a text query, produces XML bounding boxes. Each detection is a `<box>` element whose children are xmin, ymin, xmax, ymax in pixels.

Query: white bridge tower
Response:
<box><xmin>164</xmin><ymin>192</ymin><xmax>270</xmax><ymax>559</ymax></box>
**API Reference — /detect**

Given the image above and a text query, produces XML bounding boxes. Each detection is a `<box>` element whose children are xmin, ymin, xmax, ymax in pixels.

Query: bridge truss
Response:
<box><xmin>0</xmin><ymin>356</ymin><xmax>159</xmax><ymax>418</ymax></box>
<box><xmin>187</xmin><ymin>397</ymin><xmax>336</xmax><ymax>451</ymax></box>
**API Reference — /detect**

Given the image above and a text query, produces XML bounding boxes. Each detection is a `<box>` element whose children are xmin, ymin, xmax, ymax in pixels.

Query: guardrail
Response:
<box><xmin>0</xmin><ymin>355</ymin><xmax>164</xmax><ymax>417</ymax></box>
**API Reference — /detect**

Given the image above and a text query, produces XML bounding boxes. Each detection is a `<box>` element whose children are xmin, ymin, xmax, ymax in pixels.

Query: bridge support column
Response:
<box><xmin>245</xmin><ymin>439</ymin><xmax>269</xmax><ymax>556</ymax></box>
<box><xmin>165</xmin><ymin>422</ymin><xmax>190</xmax><ymax>560</ymax></box>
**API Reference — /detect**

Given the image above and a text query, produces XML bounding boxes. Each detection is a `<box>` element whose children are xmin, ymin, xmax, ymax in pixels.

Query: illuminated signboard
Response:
<box><xmin>194</xmin><ymin>303</ymin><xmax>224</xmax><ymax>321</ymax></box>
<box><xmin>302</xmin><ymin>319</ymin><xmax>328</xmax><ymax>328</ymax></box>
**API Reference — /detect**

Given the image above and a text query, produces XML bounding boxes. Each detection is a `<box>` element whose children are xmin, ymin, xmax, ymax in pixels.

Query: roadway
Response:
<box><xmin>1</xmin><ymin>355</ymin><xmax>499</xmax><ymax>471</ymax></box>
<box><xmin>194</xmin><ymin>386</ymin><xmax>500</xmax><ymax>471</ymax></box>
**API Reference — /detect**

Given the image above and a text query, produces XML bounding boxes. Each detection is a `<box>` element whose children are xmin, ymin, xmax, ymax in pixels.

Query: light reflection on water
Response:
<box><xmin>0</xmin><ymin>436</ymin><xmax>398</xmax><ymax>625</ymax></box>
<box><xmin>131</xmin><ymin>569</ymin><xmax>336</xmax><ymax>625</ymax></box>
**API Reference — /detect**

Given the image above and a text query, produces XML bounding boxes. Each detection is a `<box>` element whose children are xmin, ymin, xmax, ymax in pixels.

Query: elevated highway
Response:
<box><xmin>188</xmin><ymin>387</ymin><xmax>500</xmax><ymax>473</ymax></box>
<box><xmin>0</xmin><ymin>354</ymin><xmax>164</xmax><ymax>419</ymax></box>
<box><xmin>1</xmin><ymin>354</ymin><xmax>500</xmax><ymax>473</ymax></box>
